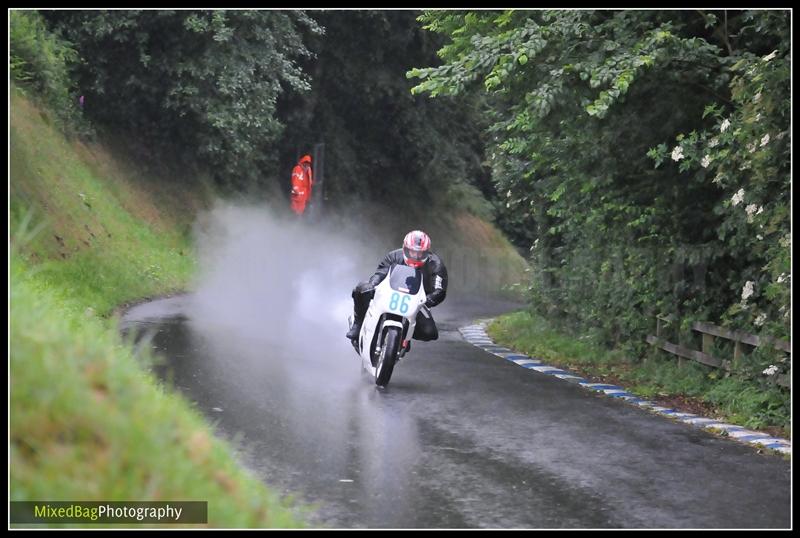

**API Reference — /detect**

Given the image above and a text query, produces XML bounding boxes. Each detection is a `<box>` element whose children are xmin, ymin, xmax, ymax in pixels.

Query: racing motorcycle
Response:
<box><xmin>349</xmin><ymin>264</ymin><xmax>425</xmax><ymax>387</ymax></box>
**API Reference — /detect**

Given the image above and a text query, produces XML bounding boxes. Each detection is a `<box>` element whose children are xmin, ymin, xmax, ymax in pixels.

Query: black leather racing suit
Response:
<box><xmin>352</xmin><ymin>249</ymin><xmax>448</xmax><ymax>341</ymax></box>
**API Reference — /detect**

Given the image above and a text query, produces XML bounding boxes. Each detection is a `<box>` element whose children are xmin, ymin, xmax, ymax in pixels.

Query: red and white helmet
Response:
<box><xmin>403</xmin><ymin>230</ymin><xmax>431</xmax><ymax>268</ymax></box>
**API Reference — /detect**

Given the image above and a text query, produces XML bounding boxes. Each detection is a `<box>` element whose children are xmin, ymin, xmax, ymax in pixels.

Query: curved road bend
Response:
<box><xmin>121</xmin><ymin>294</ymin><xmax>791</xmax><ymax>529</ymax></box>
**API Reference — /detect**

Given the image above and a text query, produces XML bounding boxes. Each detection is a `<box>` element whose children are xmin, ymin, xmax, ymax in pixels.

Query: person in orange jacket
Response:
<box><xmin>290</xmin><ymin>154</ymin><xmax>314</xmax><ymax>215</ymax></box>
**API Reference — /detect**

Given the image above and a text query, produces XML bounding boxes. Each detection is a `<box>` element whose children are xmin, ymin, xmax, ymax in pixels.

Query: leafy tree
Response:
<box><xmin>10</xmin><ymin>10</ymin><xmax>85</xmax><ymax>133</ymax></box>
<box><xmin>277</xmin><ymin>10</ymin><xmax>492</xmax><ymax>209</ymax></box>
<box><xmin>409</xmin><ymin>10</ymin><xmax>790</xmax><ymax>354</ymax></box>
<box><xmin>649</xmin><ymin>11</ymin><xmax>790</xmax><ymax>344</ymax></box>
<box><xmin>43</xmin><ymin>10</ymin><xmax>322</xmax><ymax>187</ymax></box>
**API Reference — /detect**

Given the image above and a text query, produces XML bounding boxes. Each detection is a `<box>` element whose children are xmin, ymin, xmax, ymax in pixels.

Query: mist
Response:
<box><xmin>187</xmin><ymin>201</ymin><xmax>391</xmax><ymax>388</ymax></box>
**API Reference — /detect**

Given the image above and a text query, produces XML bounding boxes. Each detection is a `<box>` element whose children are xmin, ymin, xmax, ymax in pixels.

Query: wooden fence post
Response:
<box><xmin>702</xmin><ymin>333</ymin><xmax>714</xmax><ymax>354</ymax></box>
<box><xmin>731</xmin><ymin>341</ymin><xmax>743</xmax><ymax>377</ymax></box>
<box><xmin>701</xmin><ymin>333</ymin><xmax>714</xmax><ymax>371</ymax></box>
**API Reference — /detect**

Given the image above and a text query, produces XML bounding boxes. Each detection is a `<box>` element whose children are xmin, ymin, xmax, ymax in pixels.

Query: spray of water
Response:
<box><xmin>188</xmin><ymin>201</ymin><xmax>392</xmax><ymax>386</ymax></box>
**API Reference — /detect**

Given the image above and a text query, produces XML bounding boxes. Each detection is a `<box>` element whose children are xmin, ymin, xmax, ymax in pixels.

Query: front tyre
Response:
<box><xmin>375</xmin><ymin>327</ymin><xmax>401</xmax><ymax>387</ymax></box>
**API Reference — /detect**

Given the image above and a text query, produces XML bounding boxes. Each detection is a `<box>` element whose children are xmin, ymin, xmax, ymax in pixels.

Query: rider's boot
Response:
<box><xmin>346</xmin><ymin>314</ymin><xmax>363</xmax><ymax>341</ymax></box>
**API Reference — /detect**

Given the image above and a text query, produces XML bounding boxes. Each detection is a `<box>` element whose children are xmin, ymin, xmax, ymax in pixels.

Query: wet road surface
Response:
<box><xmin>120</xmin><ymin>294</ymin><xmax>791</xmax><ymax>529</ymax></box>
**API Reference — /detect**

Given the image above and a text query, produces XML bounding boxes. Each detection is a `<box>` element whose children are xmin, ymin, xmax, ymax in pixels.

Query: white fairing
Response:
<box><xmin>357</xmin><ymin>266</ymin><xmax>426</xmax><ymax>377</ymax></box>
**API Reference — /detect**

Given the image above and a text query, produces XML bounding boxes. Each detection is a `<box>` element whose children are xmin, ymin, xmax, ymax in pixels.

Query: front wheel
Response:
<box><xmin>375</xmin><ymin>327</ymin><xmax>401</xmax><ymax>387</ymax></box>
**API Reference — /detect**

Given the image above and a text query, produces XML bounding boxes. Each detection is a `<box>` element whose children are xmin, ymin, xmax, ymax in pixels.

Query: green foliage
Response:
<box><xmin>21</xmin><ymin>9</ymin><xmax>492</xmax><ymax>213</ymax></box>
<box><xmin>9</xmin><ymin>10</ymin><xmax>88</xmax><ymax>134</ymax></box>
<box><xmin>648</xmin><ymin>19</ymin><xmax>790</xmax><ymax>338</ymax></box>
<box><xmin>42</xmin><ymin>10</ymin><xmax>323</xmax><ymax>187</ymax></box>
<box><xmin>277</xmin><ymin>11</ymin><xmax>492</xmax><ymax>211</ymax></box>
<box><xmin>410</xmin><ymin>10</ymin><xmax>790</xmax><ymax>354</ymax></box>
<box><xmin>702</xmin><ymin>373</ymin><xmax>789</xmax><ymax>431</ymax></box>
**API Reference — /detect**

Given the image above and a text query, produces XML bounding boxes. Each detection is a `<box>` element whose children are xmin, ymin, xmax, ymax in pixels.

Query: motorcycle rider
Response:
<box><xmin>346</xmin><ymin>230</ymin><xmax>448</xmax><ymax>346</ymax></box>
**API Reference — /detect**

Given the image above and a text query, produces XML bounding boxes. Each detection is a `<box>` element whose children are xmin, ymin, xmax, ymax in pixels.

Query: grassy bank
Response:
<box><xmin>10</xmin><ymin>90</ymin><xmax>307</xmax><ymax>527</ymax></box>
<box><xmin>488</xmin><ymin>311</ymin><xmax>790</xmax><ymax>439</ymax></box>
<box><xmin>10</xmin><ymin>89</ymin><xmax>206</xmax><ymax>318</ymax></box>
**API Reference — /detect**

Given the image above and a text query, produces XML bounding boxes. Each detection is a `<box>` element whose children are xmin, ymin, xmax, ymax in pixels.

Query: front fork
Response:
<box><xmin>373</xmin><ymin>318</ymin><xmax>408</xmax><ymax>363</ymax></box>
<box><xmin>399</xmin><ymin>339</ymin><xmax>410</xmax><ymax>358</ymax></box>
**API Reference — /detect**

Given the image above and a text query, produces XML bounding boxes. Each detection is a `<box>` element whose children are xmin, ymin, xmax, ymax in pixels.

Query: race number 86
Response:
<box><xmin>389</xmin><ymin>292</ymin><xmax>411</xmax><ymax>314</ymax></box>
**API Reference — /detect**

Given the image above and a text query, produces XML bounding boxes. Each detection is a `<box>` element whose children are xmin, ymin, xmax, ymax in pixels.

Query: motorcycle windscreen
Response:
<box><xmin>389</xmin><ymin>264</ymin><xmax>422</xmax><ymax>295</ymax></box>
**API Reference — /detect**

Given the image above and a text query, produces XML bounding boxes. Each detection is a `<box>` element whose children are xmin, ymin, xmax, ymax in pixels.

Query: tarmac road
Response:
<box><xmin>120</xmin><ymin>294</ymin><xmax>791</xmax><ymax>529</ymax></box>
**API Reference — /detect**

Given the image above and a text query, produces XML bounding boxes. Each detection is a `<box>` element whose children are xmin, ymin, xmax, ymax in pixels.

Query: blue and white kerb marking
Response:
<box><xmin>459</xmin><ymin>321</ymin><xmax>791</xmax><ymax>456</ymax></box>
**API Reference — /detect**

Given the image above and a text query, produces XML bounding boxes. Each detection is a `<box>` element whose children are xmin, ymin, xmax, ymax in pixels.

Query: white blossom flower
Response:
<box><xmin>747</xmin><ymin>142</ymin><xmax>757</xmax><ymax>153</ymax></box>
<box><xmin>754</xmin><ymin>313</ymin><xmax>767</xmax><ymax>327</ymax></box>
<box><xmin>760</xmin><ymin>134</ymin><xmax>770</xmax><ymax>147</ymax></box>
<box><xmin>701</xmin><ymin>155</ymin><xmax>711</xmax><ymax>168</ymax></box>
<box><xmin>753</xmin><ymin>92</ymin><xmax>762</xmax><ymax>103</ymax></box>
<box><xmin>741</xmin><ymin>280</ymin><xmax>755</xmax><ymax>302</ymax></box>
<box><xmin>506</xmin><ymin>202</ymin><xmax>511</xmax><ymax>208</ymax></box>
<box><xmin>762</xmin><ymin>364</ymin><xmax>779</xmax><ymax>376</ymax></box>
<box><xmin>779</xmin><ymin>234</ymin><xmax>791</xmax><ymax>248</ymax></box>
<box><xmin>745</xmin><ymin>204</ymin><xmax>759</xmax><ymax>220</ymax></box>
<box><xmin>671</xmin><ymin>145</ymin><xmax>684</xmax><ymax>161</ymax></box>
<box><xmin>506</xmin><ymin>190</ymin><xmax>512</xmax><ymax>198</ymax></box>
<box><xmin>731</xmin><ymin>188</ymin><xmax>745</xmax><ymax>206</ymax></box>
<box><xmin>720</xmin><ymin>118</ymin><xmax>731</xmax><ymax>132</ymax></box>
<box><xmin>777</xmin><ymin>273</ymin><xmax>788</xmax><ymax>283</ymax></box>
<box><xmin>762</xmin><ymin>50</ymin><xmax>778</xmax><ymax>62</ymax></box>
<box><xmin>756</xmin><ymin>234</ymin><xmax>763</xmax><ymax>241</ymax></box>
<box><xmin>708</xmin><ymin>137</ymin><xmax>719</xmax><ymax>148</ymax></box>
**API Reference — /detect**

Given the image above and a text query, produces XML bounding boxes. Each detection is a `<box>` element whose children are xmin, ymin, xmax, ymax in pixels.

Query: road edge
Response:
<box><xmin>459</xmin><ymin>320</ymin><xmax>791</xmax><ymax>457</ymax></box>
